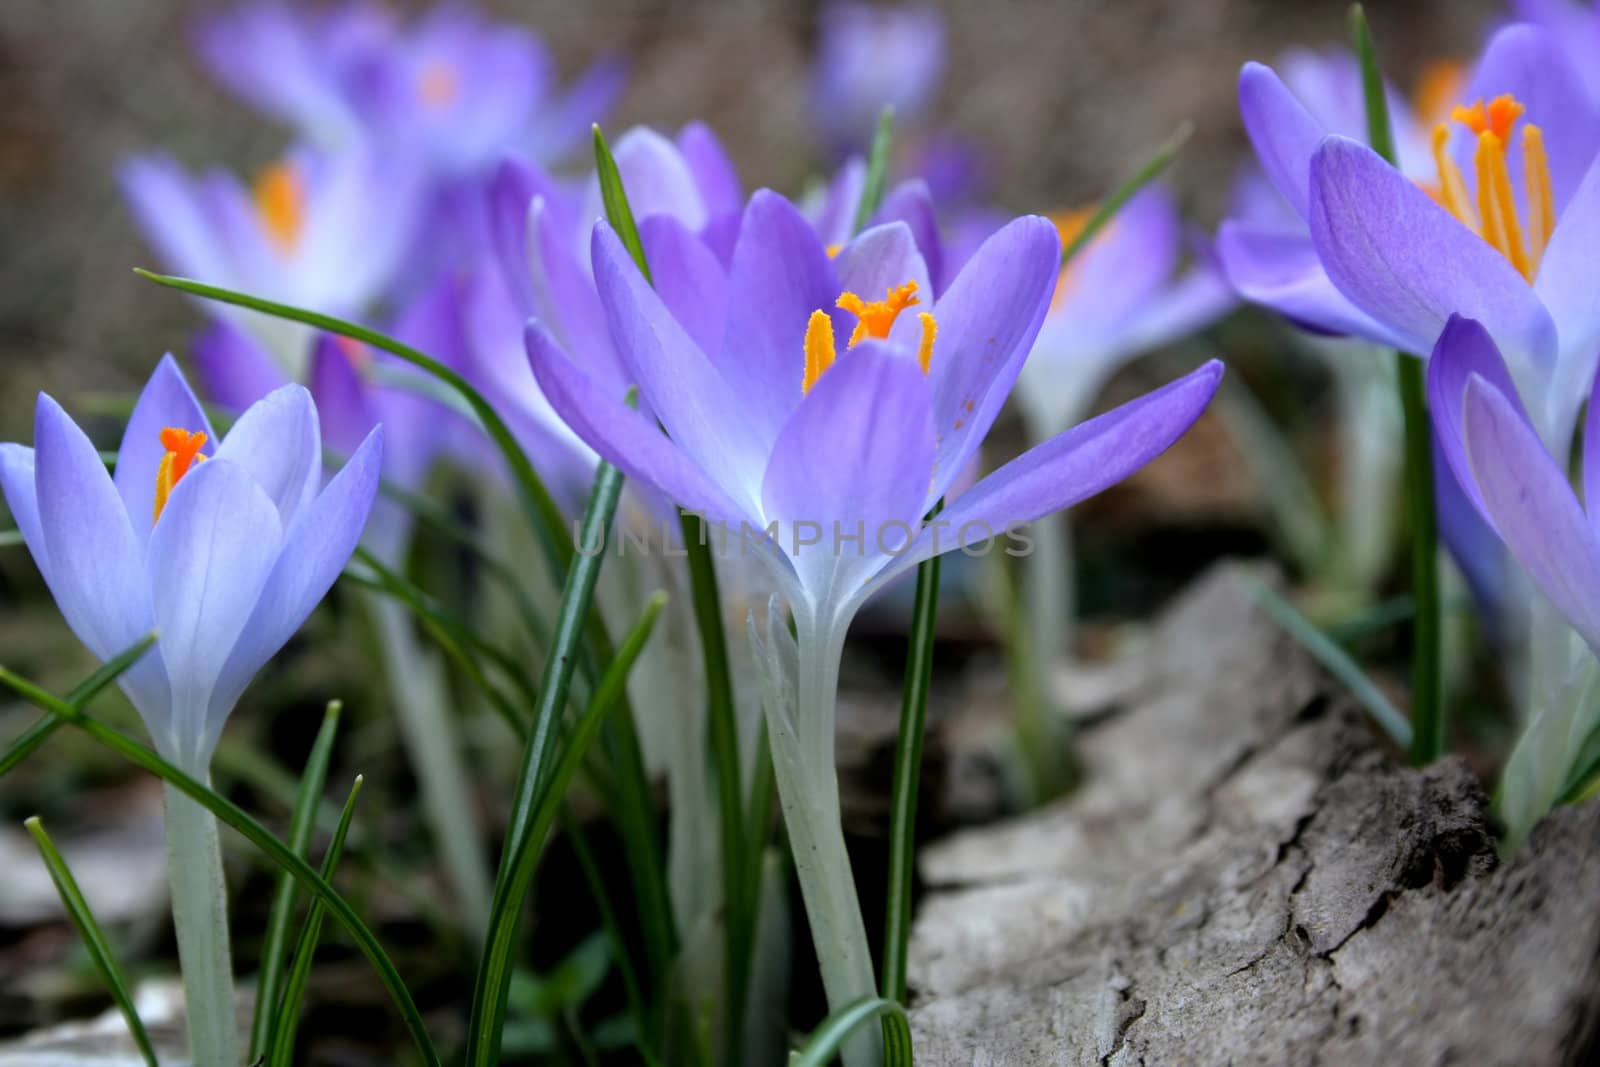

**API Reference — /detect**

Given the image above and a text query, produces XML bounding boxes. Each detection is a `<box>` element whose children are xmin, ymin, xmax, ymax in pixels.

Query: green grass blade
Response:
<box><xmin>24</xmin><ymin>816</ymin><xmax>160</xmax><ymax>1067</ymax></box>
<box><xmin>791</xmin><ymin>996</ymin><xmax>912</xmax><ymax>1067</ymax></box>
<box><xmin>593</xmin><ymin>125</ymin><xmax>654</xmax><ymax>285</ymax></box>
<box><xmin>1061</xmin><ymin>122</ymin><xmax>1192</xmax><ymax>267</ymax></box>
<box><xmin>881</xmin><ymin>540</ymin><xmax>942</xmax><ymax>1007</ymax></box>
<box><xmin>249</xmin><ymin>701</ymin><xmax>342</xmax><ymax>1061</ymax></box>
<box><xmin>465</xmin><ymin>453</ymin><xmax>635</xmax><ymax>1067</ymax></box>
<box><xmin>133</xmin><ymin>269</ymin><xmax>575</xmax><ymax>581</ymax></box>
<box><xmin>1</xmin><ymin>632</ymin><xmax>159</xmax><ymax>779</ymax></box>
<box><xmin>852</xmin><ymin>107</ymin><xmax>895</xmax><ymax>234</ymax></box>
<box><xmin>1350</xmin><ymin>2</ymin><xmax>1442</xmax><ymax>763</ymax></box>
<box><xmin>267</xmin><ymin>775</ymin><xmax>364</xmax><ymax>1067</ymax></box>
<box><xmin>0</xmin><ymin>665</ymin><xmax>441</xmax><ymax>1067</ymax></box>
<box><xmin>1246</xmin><ymin>577</ymin><xmax>1414</xmax><ymax>751</ymax></box>
<box><xmin>0</xmin><ymin>528</ymin><xmax>23</xmax><ymax>549</ymax></box>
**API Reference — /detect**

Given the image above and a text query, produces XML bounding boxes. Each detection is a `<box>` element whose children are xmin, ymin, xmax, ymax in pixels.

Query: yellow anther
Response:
<box><xmin>1524</xmin><ymin>125</ymin><xmax>1555</xmax><ymax>265</ymax></box>
<box><xmin>1430</xmin><ymin>123</ymin><xmax>1478</xmax><ymax>232</ymax></box>
<box><xmin>802</xmin><ymin>309</ymin><xmax>837</xmax><ymax>394</ymax></box>
<box><xmin>152</xmin><ymin>427</ymin><xmax>208</xmax><ymax>524</ymax></box>
<box><xmin>252</xmin><ymin>162</ymin><xmax>304</xmax><ymax>253</ymax></box>
<box><xmin>801</xmin><ymin>279</ymin><xmax>937</xmax><ymax>393</ymax></box>
<box><xmin>825</xmin><ymin>243</ymin><xmax>843</xmax><ymax>258</ymax></box>
<box><xmin>916</xmin><ymin>313</ymin><xmax>937</xmax><ymax>375</ymax></box>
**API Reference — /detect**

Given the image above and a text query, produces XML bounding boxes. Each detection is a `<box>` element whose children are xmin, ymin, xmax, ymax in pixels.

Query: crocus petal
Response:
<box><xmin>1309</xmin><ymin>136</ymin><xmax>1559</xmax><ymax>367</ymax></box>
<box><xmin>1112</xmin><ymin>259</ymin><xmax>1238</xmax><ymax>358</ymax></box>
<box><xmin>0</xmin><ymin>445</ymin><xmax>46</xmax><ymax>576</ymax></box>
<box><xmin>33</xmin><ymin>396</ymin><xmax>154</xmax><ymax>665</ymax></box>
<box><xmin>812</xmin><ymin>157</ymin><xmax>866</xmax><ymax>249</ymax></box>
<box><xmin>1054</xmin><ymin>187</ymin><xmax>1183</xmax><ymax>343</ymax></box>
<box><xmin>119</xmin><ymin>155</ymin><xmax>229</xmax><ymax>286</ymax></box>
<box><xmin>924</xmin><ymin>215</ymin><xmax>1060</xmax><ymax>502</ymax></box>
<box><xmin>1215</xmin><ymin>219</ymin><xmax>1411</xmax><ymax>348</ymax></box>
<box><xmin>528</xmin><ymin>195</ymin><xmax>622</xmax><ymax>390</ymax></box>
<box><xmin>193</xmin><ymin>322</ymin><xmax>290</xmax><ymax>414</ymax></box>
<box><xmin>678</xmin><ymin>121</ymin><xmax>743</xmax><ymax>219</ymax></box>
<box><xmin>113</xmin><ymin>354</ymin><xmax>216</xmax><ymax>544</ymax></box>
<box><xmin>593</xmin><ymin>222</ymin><xmax>771</xmax><ymax>510</ymax></box>
<box><xmin>1463</xmin><ymin>373</ymin><xmax>1600</xmax><ymax>652</ymax></box>
<box><xmin>208</xmin><ymin>426</ymin><xmax>384</xmax><ymax>751</ymax></box>
<box><xmin>212</xmin><ymin>384</ymin><xmax>322</xmax><ymax>526</ymax></box>
<box><xmin>883</xmin><ymin>360</ymin><xmax>1224</xmax><ymax>586</ymax></box>
<box><xmin>147</xmin><ymin>457</ymin><xmax>283</xmax><ymax>765</ymax></box>
<box><xmin>717</xmin><ymin>190</ymin><xmax>840</xmax><ymax>438</ymax></box>
<box><xmin>1239</xmin><ymin>61</ymin><xmax>1327</xmax><ymax>220</ymax></box>
<box><xmin>1426</xmin><ymin>314</ymin><xmax>1535</xmax><ymax>525</ymax></box>
<box><xmin>760</xmin><ymin>341</ymin><xmax>936</xmax><ymax>607</ymax></box>
<box><xmin>309</xmin><ymin>336</ymin><xmax>380</xmax><ymax>460</ymax></box>
<box><xmin>528</xmin><ymin>54</ymin><xmax>628</xmax><ymax>163</ymax></box>
<box><xmin>639</xmin><ymin>215</ymin><xmax>729</xmax><ymax>356</ymax></box>
<box><xmin>1535</xmin><ymin>152</ymin><xmax>1600</xmax><ymax>441</ymax></box>
<box><xmin>526</xmin><ymin>321</ymin><xmax>747</xmax><ymax>526</ymax></box>
<box><xmin>871</xmin><ymin>179</ymin><xmax>943</xmax><ymax>296</ymax></box>
<box><xmin>585</xmin><ymin>127</ymin><xmax>708</xmax><ymax>231</ymax></box>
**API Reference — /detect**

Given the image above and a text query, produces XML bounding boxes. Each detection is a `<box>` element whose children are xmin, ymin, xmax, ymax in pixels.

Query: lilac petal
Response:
<box><xmin>208</xmin><ymin>426</ymin><xmax>383</xmax><ymax>750</ymax></box>
<box><xmin>1112</xmin><ymin>258</ymin><xmax>1238</xmax><ymax>357</ymax></box>
<box><xmin>717</xmin><ymin>190</ymin><xmax>840</xmax><ymax>438</ymax></box>
<box><xmin>193</xmin><ymin>323</ymin><xmax>289</xmax><ymax>414</ymax></box>
<box><xmin>813</xmin><ymin>158</ymin><xmax>866</xmax><ymax>249</ymax></box>
<box><xmin>0</xmin><ymin>445</ymin><xmax>46</xmax><ymax>575</ymax></box>
<box><xmin>1309</xmin><ymin>136</ymin><xmax>1559</xmax><ymax>365</ymax></box>
<box><xmin>585</xmin><ymin>127</ymin><xmax>708</xmax><ymax>231</ymax></box>
<box><xmin>1434</xmin><ymin>439</ymin><xmax>1512</xmax><ymax>637</ymax></box>
<box><xmin>760</xmin><ymin>341</ymin><xmax>936</xmax><ymax>604</ymax></box>
<box><xmin>113</xmin><ymin>354</ymin><xmax>216</xmax><ymax>545</ymax></box>
<box><xmin>524</xmin><ymin>194</ymin><xmax>623</xmax><ymax>391</ymax></box>
<box><xmin>871</xmin><ymin>179</ymin><xmax>943</xmax><ymax>296</ymax></box>
<box><xmin>147</xmin><ymin>457</ymin><xmax>283</xmax><ymax>762</ymax></box>
<box><xmin>34</xmin><ymin>395</ymin><xmax>154</xmax><ymax>665</ymax></box>
<box><xmin>489</xmin><ymin>155</ymin><xmax>571</xmax><ymax>319</ymax></box>
<box><xmin>678</xmin><ymin>121</ymin><xmax>743</xmax><ymax>218</ymax></box>
<box><xmin>925</xmin><ymin>215</ymin><xmax>1060</xmax><ymax>502</ymax></box>
<box><xmin>890</xmin><ymin>361</ymin><xmax>1223</xmax><ymax>580</ymax></box>
<box><xmin>1053</xmin><ymin>187</ymin><xmax>1183</xmax><ymax>345</ymax></box>
<box><xmin>119</xmin><ymin>155</ymin><xmax>229</xmax><ymax>284</ymax></box>
<box><xmin>1426</xmin><ymin>315</ymin><xmax>1534</xmax><ymax>525</ymax></box>
<box><xmin>526</xmin><ymin>321</ymin><xmax>747</xmax><ymax>525</ymax></box>
<box><xmin>529</xmin><ymin>54</ymin><xmax>628</xmax><ymax>163</ymax></box>
<box><xmin>212</xmin><ymin>384</ymin><xmax>322</xmax><ymax>527</ymax></box>
<box><xmin>1463</xmin><ymin>373</ymin><xmax>1600</xmax><ymax>652</ymax></box>
<box><xmin>639</xmin><ymin>215</ymin><xmax>729</xmax><ymax>355</ymax></box>
<box><xmin>1215</xmin><ymin>219</ymin><xmax>1411</xmax><ymax>347</ymax></box>
<box><xmin>1535</xmin><ymin>152</ymin><xmax>1600</xmax><ymax>440</ymax></box>
<box><xmin>309</xmin><ymin>336</ymin><xmax>379</xmax><ymax>460</ymax></box>
<box><xmin>1239</xmin><ymin>61</ymin><xmax>1327</xmax><ymax>220</ymax></box>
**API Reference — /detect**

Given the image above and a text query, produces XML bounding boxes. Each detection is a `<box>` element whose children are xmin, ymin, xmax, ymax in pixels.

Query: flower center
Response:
<box><xmin>1429</xmin><ymin>93</ymin><xmax>1554</xmax><ymax>282</ymax></box>
<box><xmin>152</xmin><ymin>427</ymin><xmax>208</xmax><ymax>524</ymax></box>
<box><xmin>419</xmin><ymin>61</ymin><xmax>459</xmax><ymax>108</ymax></box>
<box><xmin>252</xmin><ymin>161</ymin><xmax>305</xmax><ymax>254</ymax></box>
<box><xmin>802</xmin><ymin>280</ymin><xmax>937</xmax><ymax>394</ymax></box>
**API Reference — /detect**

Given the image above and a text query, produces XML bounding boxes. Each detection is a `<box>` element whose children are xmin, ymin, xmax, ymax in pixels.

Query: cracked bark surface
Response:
<box><xmin>908</xmin><ymin>562</ymin><xmax>1600</xmax><ymax>1066</ymax></box>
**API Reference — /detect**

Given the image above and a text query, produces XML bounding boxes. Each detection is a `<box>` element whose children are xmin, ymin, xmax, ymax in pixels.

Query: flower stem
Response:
<box><xmin>1016</xmin><ymin>508</ymin><xmax>1075</xmax><ymax>800</ymax></box>
<box><xmin>1397</xmin><ymin>354</ymin><xmax>1443</xmax><ymax>763</ymax></box>
<box><xmin>163</xmin><ymin>779</ymin><xmax>240</xmax><ymax>1067</ymax></box>
<box><xmin>770</xmin><ymin>613</ymin><xmax>879</xmax><ymax>1067</ymax></box>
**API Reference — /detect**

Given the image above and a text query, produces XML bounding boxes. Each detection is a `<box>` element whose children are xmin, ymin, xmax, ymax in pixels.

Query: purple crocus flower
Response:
<box><xmin>1426</xmin><ymin>314</ymin><xmax>1600</xmax><ymax>844</ymax></box>
<box><xmin>1017</xmin><ymin>186</ymin><xmax>1235</xmax><ymax>436</ymax></box>
<box><xmin>194</xmin><ymin>2</ymin><xmax>625</xmax><ymax>174</ymax></box>
<box><xmin>121</xmin><ymin>148</ymin><xmax>421</xmax><ymax>378</ymax></box>
<box><xmin>0</xmin><ymin>355</ymin><xmax>382</xmax><ymax>770</ymax></box>
<box><xmin>527</xmin><ymin>193</ymin><xmax>1222</xmax><ymax>634</ymax></box>
<box><xmin>1224</xmin><ymin>24</ymin><xmax>1600</xmax><ymax>451</ymax></box>
<box><xmin>810</xmin><ymin>2</ymin><xmax>945</xmax><ymax>157</ymax></box>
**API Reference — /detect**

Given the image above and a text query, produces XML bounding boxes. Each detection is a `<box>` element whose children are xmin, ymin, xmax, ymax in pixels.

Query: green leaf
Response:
<box><xmin>249</xmin><ymin>701</ymin><xmax>342</xmax><ymax>1061</ymax></box>
<box><xmin>882</xmin><ymin>512</ymin><xmax>943</xmax><ymax>1008</ymax></box>
<box><xmin>0</xmin><ymin>632</ymin><xmax>159</xmax><ymax>779</ymax></box>
<box><xmin>1350</xmin><ymin>4</ymin><xmax>1396</xmax><ymax>164</ymax></box>
<box><xmin>852</xmin><ymin>107</ymin><xmax>895</xmax><ymax>234</ymax></box>
<box><xmin>593</xmin><ymin>124</ymin><xmax>653</xmax><ymax>284</ymax></box>
<box><xmin>1246</xmin><ymin>577</ymin><xmax>1413</xmax><ymax>751</ymax></box>
<box><xmin>0</xmin><ymin>660</ymin><xmax>441</xmax><ymax>1067</ymax></box>
<box><xmin>1061</xmin><ymin>121</ymin><xmax>1192</xmax><ymax>267</ymax></box>
<box><xmin>267</xmin><ymin>774</ymin><xmax>364</xmax><ymax>1067</ymax></box>
<box><xmin>24</xmin><ymin>816</ymin><xmax>160</xmax><ymax>1067</ymax></box>
<box><xmin>790</xmin><ymin>996</ymin><xmax>912</xmax><ymax>1067</ymax></box>
<box><xmin>133</xmin><ymin>269</ymin><xmax>576</xmax><ymax>584</ymax></box>
<box><xmin>566</xmin><ymin>813</ymin><xmax>657</xmax><ymax>1067</ymax></box>
<box><xmin>0</xmin><ymin>528</ymin><xmax>23</xmax><ymax>549</ymax></box>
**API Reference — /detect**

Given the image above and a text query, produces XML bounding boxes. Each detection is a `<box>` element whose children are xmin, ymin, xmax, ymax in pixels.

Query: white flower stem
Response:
<box><xmin>368</xmin><ymin>593</ymin><xmax>494</xmax><ymax>941</ymax></box>
<box><xmin>163</xmin><ymin>778</ymin><xmax>240</xmax><ymax>1067</ymax></box>
<box><xmin>769</xmin><ymin>611</ymin><xmax>880</xmax><ymax>1067</ymax></box>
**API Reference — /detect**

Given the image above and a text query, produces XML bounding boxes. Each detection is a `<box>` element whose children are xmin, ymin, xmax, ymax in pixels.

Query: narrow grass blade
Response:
<box><xmin>267</xmin><ymin>775</ymin><xmax>364</xmax><ymax>1067</ymax></box>
<box><xmin>1246</xmin><ymin>577</ymin><xmax>1413</xmax><ymax>751</ymax></box>
<box><xmin>0</xmin><ymin>665</ymin><xmax>440</xmax><ymax>1067</ymax></box>
<box><xmin>1061</xmin><ymin>122</ymin><xmax>1192</xmax><ymax>266</ymax></box>
<box><xmin>791</xmin><ymin>996</ymin><xmax>912</xmax><ymax>1067</ymax></box>
<box><xmin>881</xmin><ymin>541</ymin><xmax>942</xmax><ymax>1006</ymax></box>
<box><xmin>133</xmin><ymin>269</ymin><xmax>575</xmax><ymax>581</ymax></box>
<box><xmin>593</xmin><ymin>124</ymin><xmax>653</xmax><ymax>285</ymax></box>
<box><xmin>1</xmin><ymin>632</ymin><xmax>159</xmax><ymax>779</ymax></box>
<box><xmin>249</xmin><ymin>701</ymin><xmax>342</xmax><ymax>1061</ymax></box>
<box><xmin>24</xmin><ymin>816</ymin><xmax>159</xmax><ymax>1067</ymax></box>
<box><xmin>465</xmin><ymin>454</ymin><xmax>636</xmax><ymax>1067</ymax></box>
<box><xmin>1350</xmin><ymin>2</ymin><xmax>1442</xmax><ymax>763</ymax></box>
<box><xmin>0</xmin><ymin>528</ymin><xmax>23</xmax><ymax>548</ymax></box>
<box><xmin>852</xmin><ymin>107</ymin><xmax>895</xmax><ymax>233</ymax></box>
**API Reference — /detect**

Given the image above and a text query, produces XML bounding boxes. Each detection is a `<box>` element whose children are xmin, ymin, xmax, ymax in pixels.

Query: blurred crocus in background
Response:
<box><xmin>0</xmin><ymin>357</ymin><xmax>381</xmax><ymax>1067</ymax></box>
<box><xmin>810</xmin><ymin>1</ymin><xmax>945</xmax><ymax>158</ymax></box>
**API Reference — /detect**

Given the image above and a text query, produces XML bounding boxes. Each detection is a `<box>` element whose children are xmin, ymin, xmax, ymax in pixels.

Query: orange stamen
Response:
<box><xmin>1413</xmin><ymin>59</ymin><xmax>1466</xmax><ymax>125</ymax></box>
<box><xmin>802</xmin><ymin>310</ymin><xmax>837</xmax><ymax>394</ymax></box>
<box><xmin>252</xmin><ymin>162</ymin><xmax>304</xmax><ymax>253</ymax></box>
<box><xmin>1524</xmin><ymin>125</ymin><xmax>1555</xmax><ymax>265</ymax></box>
<box><xmin>916</xmin><ymin>313</ymin><xmax>937</xmax><ymax>375</ymax></box>
<box><xmin>1428</xmin><ymin>93</ymin><xmax>1552</xmax><ymax>283</ymax></box>
<box><xmin>837</xmin><ymin>281</ymin><xmax>921</xmax><ymax>345</ymax></box>
<box><xmin>801</xmin><ymin>279</ymin><xmax>937</xmax><ymax>392</ymax></box>
<box><xmin>152</xmin><ymin>428</ymin><xmax>209</xmax><ymax>524</ymax></box>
